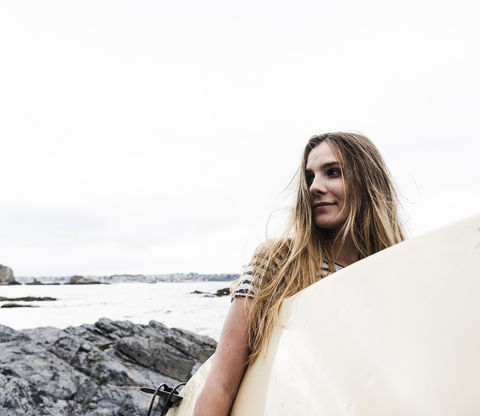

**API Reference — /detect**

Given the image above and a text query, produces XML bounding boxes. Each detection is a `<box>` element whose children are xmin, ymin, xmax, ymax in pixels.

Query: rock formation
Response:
<box><xmin>214</xmin><ymin>288</ymin><xmax>230</xmax><ymax>297</ymax></box>
<box><xmin>26</xmin><ymin>278</ymin><xmax>44</xmax><ymax>285</ymax></box>
<box><xmin>0</xmin><ymin>265</ymin><xmax>18</xmax><ymax>285</ymax></box>
<box><xmin>65</xmin><ymin>275</ymin><xmax>102</xmax><ymax>285</ymax></box>
<box><xmin>0</xmin><ymin>297</ymin><xmax>56</xmax><ymax>302</ymax></box>
<box><xmin>0</xmin><ymin>318</ymin><xmax>216</xmax><ymax>415</ymax></box>
<box><xmin>1</xmin><ymin>303</ymin><xmax>37</xmax><ymax>308</ymax></box>
<box><xmin>191</xmin><ymin>287</ymin><xmax>231</xmax><ymax>297</ymax></box>
<box><xmin>0</xmin><ymin>297</ymin><xmax>56</xmax><ymax>309</ymax></box>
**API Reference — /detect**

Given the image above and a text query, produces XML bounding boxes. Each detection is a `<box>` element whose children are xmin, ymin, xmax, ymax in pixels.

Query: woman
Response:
<box><xmin>193</xmin><ymin>132</ymin><xmax>405</xmax><ymax>416</ymax></box>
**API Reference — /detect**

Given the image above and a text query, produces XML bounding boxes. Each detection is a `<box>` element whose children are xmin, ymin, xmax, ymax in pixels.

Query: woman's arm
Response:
<box><xmin>193</xmin><ymin>297</ymin><xmax>251</xmax><ymax>416</ymax></box>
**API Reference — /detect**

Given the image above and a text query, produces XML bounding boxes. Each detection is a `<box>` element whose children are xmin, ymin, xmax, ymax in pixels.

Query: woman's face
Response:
<box><xmin>305</xmin><ymin>141</ymin><xmax>350</xmax><ymax>234</ymax></box>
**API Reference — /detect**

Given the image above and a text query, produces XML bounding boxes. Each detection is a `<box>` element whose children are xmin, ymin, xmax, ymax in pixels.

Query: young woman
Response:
<box><xmin>193</xmin><ymin>132</ymin><xmax>405</xmax><ymax>416</ymax></box>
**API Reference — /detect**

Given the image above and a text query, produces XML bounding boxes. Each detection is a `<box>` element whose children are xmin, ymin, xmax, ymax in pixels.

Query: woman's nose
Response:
<box><xmin>309</xmin><ymin>176</ymin><xmax>327</xmax><ymax>195</ymax></box>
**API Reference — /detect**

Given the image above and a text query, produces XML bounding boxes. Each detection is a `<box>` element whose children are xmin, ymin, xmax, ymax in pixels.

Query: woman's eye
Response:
<box><xmin>328</xmin><ymin>168</ymin><xmax>341</xmax><ymax>176</ymax></box>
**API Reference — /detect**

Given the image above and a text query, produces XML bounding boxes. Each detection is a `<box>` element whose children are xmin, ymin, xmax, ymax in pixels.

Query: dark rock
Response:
<box><xmin>0</xmin><ymin>265</ymin><xmax>19</xmax><ymax>285</ymax></box>
<box><xmin>215</xmin><ymin>288</ymin><xmax>231</xmax><ymax>297</ymax></box>
<box><xmin>0</xmin><ymin>319</ymin><xmax>216</xmax><ymax>415</ymax></box>
<box><xmin>65</xmin><ymin>275</ymin><xmax>101</xmax><ymax>285</ymax></box>
<box><xmin>0</xmin><ymin>296</ymin><xmax>56</xmax><ymax>302</ymax></box>
<box><xmin>1</xmin><ymin>303</ymin><xmax>37</xmax><ymax>308</ymax></box>
<box><xmin>117</xmin><ymin>337</ymin><xmax>197</xmax><ymax>381</ymax></box>
<box><xmin>192</xmin><ymin>287</ymin><xmax>231</xmax><ymax>297</ymax></box>
<box><xmin>168</xmin><ymin>328</ymin><xmax>217</xmax><ymax>359</ymax></box>
<box><xmin>26</xmin><ymin>278</ymin><xmax>44</xmax><ymax>285</ymax></box>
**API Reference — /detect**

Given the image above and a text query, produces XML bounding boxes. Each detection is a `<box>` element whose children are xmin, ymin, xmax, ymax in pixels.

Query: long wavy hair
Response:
<box><xmin>236</xmin><ymin>132</ymin><xmax>406</xmax><ymax>365</ymax></box>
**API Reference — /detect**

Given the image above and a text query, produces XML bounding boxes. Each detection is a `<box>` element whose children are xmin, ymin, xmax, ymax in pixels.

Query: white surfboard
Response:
<box><xmin>170</xmin><ymin>213</ymin><xmax>480</xmax><ymax>416</ymax></box>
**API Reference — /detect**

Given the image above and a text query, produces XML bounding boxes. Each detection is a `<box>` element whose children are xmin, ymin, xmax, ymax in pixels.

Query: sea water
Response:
<box><xmin>0</xmin><ymin>281</ymin><xmax>231</xmax><ymax>341</ymax></box>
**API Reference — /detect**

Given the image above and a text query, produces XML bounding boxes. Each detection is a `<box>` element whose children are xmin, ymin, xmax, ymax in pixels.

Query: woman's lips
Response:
<box><xmin>314</xmin><ymin>202</ymin><xmax>335</xmax><ymax>211</ymax></box>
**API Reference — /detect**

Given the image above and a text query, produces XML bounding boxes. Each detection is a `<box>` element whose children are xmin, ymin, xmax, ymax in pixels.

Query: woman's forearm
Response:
<box><xmin>193</xmin><ymin>376</ymin><xmax>239</xmax><ymax>416</ymax></box>
<box><xmin>193</xmin><ymin>297</ymin><xmax>251</xmax><ymax>416</ymax></box>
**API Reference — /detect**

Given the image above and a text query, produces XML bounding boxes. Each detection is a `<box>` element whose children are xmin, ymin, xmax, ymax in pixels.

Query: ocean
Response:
<box><xmin>0</xmin><ymin>281</ymin><xmax>231</xmax><ymax>341</ymax></box>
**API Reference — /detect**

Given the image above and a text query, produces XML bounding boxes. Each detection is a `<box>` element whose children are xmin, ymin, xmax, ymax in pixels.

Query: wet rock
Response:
<box><xmin>0</xmin><ymin>319</ymin><xmax>217</xmax><ymax>415</ymax></box>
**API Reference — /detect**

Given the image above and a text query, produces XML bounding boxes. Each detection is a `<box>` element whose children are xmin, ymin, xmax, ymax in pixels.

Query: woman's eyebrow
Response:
<box><xmin>321</xmin><ymin>161</ymin><xmax>340</xmax><ymax>169</ymax></box>
<box><xmin>305</xmin><ymin>161</ymin><xmax>340</xmax><ymax>173</ymax></box>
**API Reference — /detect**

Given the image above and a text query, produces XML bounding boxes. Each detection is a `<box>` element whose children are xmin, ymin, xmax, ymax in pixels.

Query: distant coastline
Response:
<box><xmin>15</xmin><ymin>272</ymin><xmax>239</xmax><ymax>285</ymax></box>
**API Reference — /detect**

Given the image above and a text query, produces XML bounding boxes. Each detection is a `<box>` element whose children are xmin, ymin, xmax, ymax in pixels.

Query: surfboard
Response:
<box><xmin>169</xmin><ymin>213</ymin><xmax>480</xmax><ymax>415</ymax></box>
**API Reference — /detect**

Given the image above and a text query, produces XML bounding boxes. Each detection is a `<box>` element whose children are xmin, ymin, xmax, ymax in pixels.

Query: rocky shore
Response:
<box><xmin>0</xmin><ymin>318</ymin><xmax>217</xmax><ymax>416</ymax></box>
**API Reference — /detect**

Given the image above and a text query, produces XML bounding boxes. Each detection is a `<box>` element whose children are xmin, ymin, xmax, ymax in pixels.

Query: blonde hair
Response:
<box><xmin>235</xmin><ymin>132</ymin><xmax>406</xmax><ymax>364</ymax></box>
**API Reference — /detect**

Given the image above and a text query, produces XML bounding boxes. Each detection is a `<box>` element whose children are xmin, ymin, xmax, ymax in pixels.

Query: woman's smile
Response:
<box><xmin>313</xmin><ymin>202</ymin><xmax>336</xmax><ymax>210</ymax></box>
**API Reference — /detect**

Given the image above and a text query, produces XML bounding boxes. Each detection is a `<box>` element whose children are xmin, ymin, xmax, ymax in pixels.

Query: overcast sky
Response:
<box><xmin>1</xmin><ymin>0</ymin><xmax>479</xmax><ymax>277</ymax></box>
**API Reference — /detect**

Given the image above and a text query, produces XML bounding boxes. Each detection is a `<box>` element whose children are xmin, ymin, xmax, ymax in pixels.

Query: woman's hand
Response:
<box><xmin>193</xmin><ymin>297</ymin><xmax>251</xmax><ymax>416</ymax></box>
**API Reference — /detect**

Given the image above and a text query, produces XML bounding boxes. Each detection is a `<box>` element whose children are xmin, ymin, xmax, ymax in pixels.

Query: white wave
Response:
<box><xmin>0</xmin><ymin>281</ymin><xmax>231</xmax><ymax>341</ymax></box>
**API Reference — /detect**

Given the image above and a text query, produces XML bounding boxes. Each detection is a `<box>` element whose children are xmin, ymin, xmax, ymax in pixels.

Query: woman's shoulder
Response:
<box><xmin>232</xmin><ymin>240</ymin><xmax>290</xmax><ymax>300</ymax></box>
<box><xmin>249</xmin><ymin>240</ymin><xmax>288</xmax><ymax>274</ymax></box>
<box><xmin>252</xmin><ymin>238</ymin><xmax>291</xmax><ymax>262</ymax></box>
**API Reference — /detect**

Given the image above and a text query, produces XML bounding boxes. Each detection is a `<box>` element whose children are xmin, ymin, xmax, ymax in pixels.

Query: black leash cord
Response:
<box><xmin>159</xmin><ymin>382</ymin><xmax>187</xmax><ymax>416</ymax></box>
<box><xmin>147</xmin><ymin>383</ymin><xmax>167</xmax><ymax>416</ymax></box>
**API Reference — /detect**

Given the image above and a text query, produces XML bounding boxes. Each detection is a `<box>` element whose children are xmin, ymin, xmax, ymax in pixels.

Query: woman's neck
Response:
<box><xmin>330</xmin><ymin>232</ymin><xmax>359</xmax><ymax>267</ymax></box>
